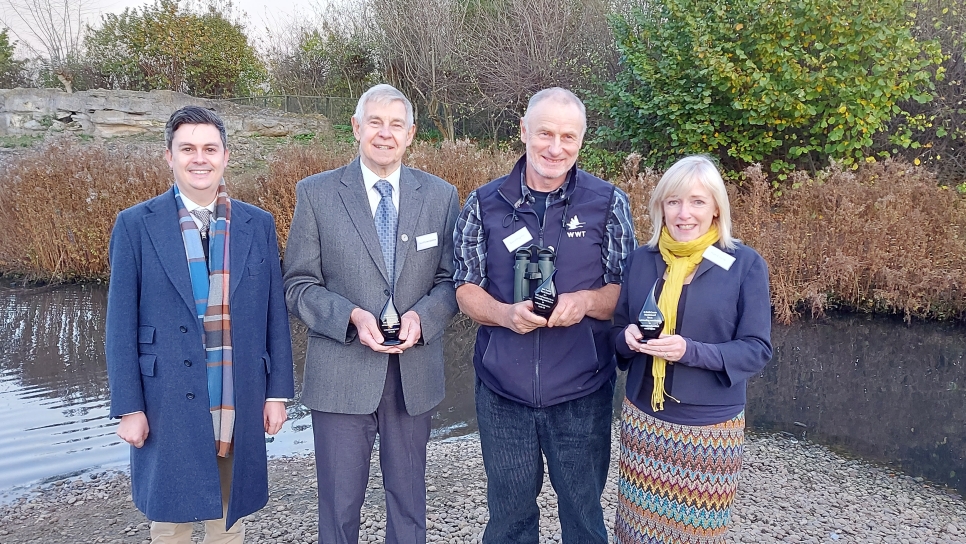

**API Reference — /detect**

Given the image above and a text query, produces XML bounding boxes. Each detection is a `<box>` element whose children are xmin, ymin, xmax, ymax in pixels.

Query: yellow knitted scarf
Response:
<box><xmin>651</xmin><ymin>224</ymin><xmax>720</xmax><ymax>411</ymax></box>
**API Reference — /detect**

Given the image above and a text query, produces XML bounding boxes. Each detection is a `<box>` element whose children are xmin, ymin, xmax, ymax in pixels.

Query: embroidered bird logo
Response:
<box><xmin>566</xmin><ymin>215</ymin><xmax>585</xmax><ymax>230</ymax></box>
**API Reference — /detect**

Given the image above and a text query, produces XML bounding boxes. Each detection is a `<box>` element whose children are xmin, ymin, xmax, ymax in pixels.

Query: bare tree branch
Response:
<box><xmin>0</xmin><ymin>0</ymin><xmax>90</xmax><ymax>91</ymax></box>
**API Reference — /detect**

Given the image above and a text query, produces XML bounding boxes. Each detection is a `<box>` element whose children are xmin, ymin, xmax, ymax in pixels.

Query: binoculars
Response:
<box><xmin>513</xmin><ymin>244</ymin><xmax>556</xmax><ymax>303</ymax></box>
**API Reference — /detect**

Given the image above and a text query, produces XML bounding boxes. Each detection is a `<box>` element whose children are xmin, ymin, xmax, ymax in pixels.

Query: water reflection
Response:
<box><xmin>0</xmin><ymin>284</ymin><xmax>121</xmax><ymax>494</ymax></box>
<box><xmin>1</xmin><ymin>285</ymin><xmax>963</xmax><ymax>500</ymax></box>
<box><xmin>748</xmin><ymin>313</ymin><xmax>966</xmax><ymax>495</ymax></box>
<box><xmin>0</xmin><ymin>284</ymin><xmax>480</xmax><ymax>499</ymax></box>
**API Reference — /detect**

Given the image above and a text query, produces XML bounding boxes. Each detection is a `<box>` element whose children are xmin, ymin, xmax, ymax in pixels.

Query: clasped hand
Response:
<box><xmin>623</xmin><ymin>324</ymin><xmax>686</xmax><ymax>362</ymax></box>
<box><xmin>352</xmin><ymin>307</ymin><xmax>422</xmax><ymax>353</ymax></box>
<box><xmin>504</xmin><ymin>292</ymin><xmax>588</xmax><ymax>334</ymax></box>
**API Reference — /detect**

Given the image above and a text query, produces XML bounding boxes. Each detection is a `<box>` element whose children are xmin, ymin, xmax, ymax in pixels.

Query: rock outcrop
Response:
<box><xmin>0</xmin><ymin>88</ymin><xmax>330</xmax><ymax>138</ymax></box>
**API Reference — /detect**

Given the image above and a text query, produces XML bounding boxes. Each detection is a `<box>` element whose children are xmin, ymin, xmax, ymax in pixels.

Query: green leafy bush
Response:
<box><xmin>85</xmin><ymin>0</ymin><xmax>265</xmax><ymax>97</ymax></box>
<box><xmin>265</xmin><ymin>23</ymin><xmax>376</xmax><ymax>98</ymax></box>
<box><xmin>0</xmin><ymin>28</ymin><xmax>27</xmax><ymax>88</ymax></box>
<box><xmin>899</xmin><ymin>0</ymin><xmax>966</xmax><ymax>182</ymax></box>
<box><xmin>596</xmin><ymin>0</ymin><xmax>944</xmax><ymax>174</ymax></box>
<box><xmin>577</xmin><ymin>145</ymin><xmax>626</xmax><ymax>180</ymax></box>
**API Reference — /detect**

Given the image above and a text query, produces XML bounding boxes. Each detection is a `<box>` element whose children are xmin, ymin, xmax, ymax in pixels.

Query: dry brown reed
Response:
<box><xmin>405</xmin><ymin>139</ymin><xmax>516</xmax><ymax>203</ymax></box>
<box><xmin>617</xmin><ymin>156</ymin><xmax>966</xmax><ymax>323</ymax></box>
<box><xmin>233</xmin><ymin>140</ymin><xmax>357</xmax><ymax>249</ymax></box>
<box><xmin>0</xmin><ymin>138</ymin><xmax>171</xmax><ymax>281</ymax></box>
<box><xmin>235</xmin><ymin>139</ymin><xmax>516</xmax><ymax>249</ymax></box>
<box><xmin>736</xmin><ymin>161</ymin><xmax>966</xmax><ymax>323</ymax></box>
<box><xmin>2</xmin><ymin>138</ymin><xmax>964</xmax><ymax>324</ymax></box>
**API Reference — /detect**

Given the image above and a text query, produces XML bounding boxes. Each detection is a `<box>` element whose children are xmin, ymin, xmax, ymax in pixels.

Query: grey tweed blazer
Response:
<box><xmin>283</xmin><ymin>157</ymin><xmax>459</xmax><ymax>416</ymax></box>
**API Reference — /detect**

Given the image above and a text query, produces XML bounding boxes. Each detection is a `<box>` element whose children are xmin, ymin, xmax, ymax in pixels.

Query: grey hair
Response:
<box><xmin>165</xmin><ymin>106</ymin><xmax>227</xmax><ymax>150</ymax></box>
<box><xmin>646</xmin><ymin>155</ymin><xmax>736</xmax><ymax>250</ymax></box>
<box><xmin>522</xmin><ymin>87</ymin><xmax>587</xmax><ymax>136</ymax></box>
<box><xmin>353</xmin><ymin>84</ymin><xmax>414</xmax><ymax>129</ymax></box>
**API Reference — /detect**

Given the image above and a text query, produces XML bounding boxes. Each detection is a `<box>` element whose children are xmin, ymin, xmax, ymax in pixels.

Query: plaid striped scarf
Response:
<box><xmin>174</xmin><ymin>182</ymin><xmax>235</xmax><ymax>457</ymax></box>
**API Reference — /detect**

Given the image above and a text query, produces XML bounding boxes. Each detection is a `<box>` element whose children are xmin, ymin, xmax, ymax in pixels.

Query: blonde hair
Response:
<box><xmin>646</xmin><ymin>155</ymin><xmax>735</xmax><ymax>250</ymax></box>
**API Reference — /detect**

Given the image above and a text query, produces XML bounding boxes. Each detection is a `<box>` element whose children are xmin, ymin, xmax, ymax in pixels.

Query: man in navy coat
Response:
<box><xmin>106</xmin><ymin>106</ymin><xmax>295</xmax><ymax>543</ymax></box>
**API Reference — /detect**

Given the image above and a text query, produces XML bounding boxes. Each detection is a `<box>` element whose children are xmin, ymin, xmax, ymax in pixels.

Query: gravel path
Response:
<box><xmin>2</xmin><ymin>431</ymin><xmax>964</xmax><ymax>543</ymax></box>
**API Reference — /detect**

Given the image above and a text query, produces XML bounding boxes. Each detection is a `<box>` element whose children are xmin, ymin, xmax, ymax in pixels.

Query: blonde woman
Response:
<box><xmin>611</xmin><ymin>155</ymin><xmax>772</xmax><ymax>543</ymax></box>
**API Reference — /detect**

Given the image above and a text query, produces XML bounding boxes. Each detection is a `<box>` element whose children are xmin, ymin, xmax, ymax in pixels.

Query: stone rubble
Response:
<box><xmin>1</xmin><ymin>431</ymin><xmax>964</xmax><ymax>543</ymax></box>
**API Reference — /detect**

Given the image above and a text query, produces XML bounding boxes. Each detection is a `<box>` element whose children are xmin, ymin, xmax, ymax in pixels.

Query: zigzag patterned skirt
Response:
<box><xmin>615</xmin><ymin>398</ymin><xmax>745</xmax><ymax>544</ymax></box>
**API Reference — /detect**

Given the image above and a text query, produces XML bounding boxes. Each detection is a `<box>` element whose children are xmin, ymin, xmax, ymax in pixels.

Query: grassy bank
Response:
<box><xmin>1</xmin><ymin>136</ymin><xmax>963</xmax><ymax>323</ymax></box>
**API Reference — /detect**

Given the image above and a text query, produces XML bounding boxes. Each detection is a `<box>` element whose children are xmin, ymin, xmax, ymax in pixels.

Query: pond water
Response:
<box><xmin>748</xmin><ymin>312</ymin><xmax>966</xmax><ymax>495</ymax></box>
<box><xmin>1</xmin><ymin>284</ymin><xmax>963</xmax><ymax>502</ymax></box>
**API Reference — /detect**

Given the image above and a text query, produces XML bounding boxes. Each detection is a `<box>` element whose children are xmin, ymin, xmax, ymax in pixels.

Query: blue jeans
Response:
<box><xmin>476</xmin><ymin>377</ymin><xmax>614</xmax><ymax>544</ymax></box>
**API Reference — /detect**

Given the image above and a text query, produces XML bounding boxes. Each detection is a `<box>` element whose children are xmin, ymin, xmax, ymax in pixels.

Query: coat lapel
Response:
<box><xmin>691</xmin><ymin>258</ymin><xmax>717</xmax><ymax>282</ymax></box>
<box><xmin>650</xmin><ymin>247</ymin><xmax>666</xmax><ymax>282</ymax></box>
<box><xmin>393</xmin><ymin>167</ymin><xmax>423</xmax><ymax>285</ymax></box>
<box><xmin>142</xmin><ymin>188</ymin><xmax>196</xmax><ymax>312</ymax></box>
<box><xmin>228</xmin><ymin>201</ymin><xmax>253</xmax><ymax>300</ymax></box>
<box><xmin>339</xmin><ymin>159</ymin><xmax>391</xmax><ymax>285</ymax></box>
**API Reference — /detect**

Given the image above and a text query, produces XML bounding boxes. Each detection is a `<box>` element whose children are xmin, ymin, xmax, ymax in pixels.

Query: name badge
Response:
<box><xmin>502</xmin><ymin>226</ymin><xmax>533</xmax><ymax>252</ymax></box>
<box><xmin>703</xmin><ymin>245</ymin><xmax>736</xmax><ymax>270</ymax></box>
<box><xmin>416</xmin><ymin>232</ymin><xmax>438</xmax><ymax>251</ymax></box>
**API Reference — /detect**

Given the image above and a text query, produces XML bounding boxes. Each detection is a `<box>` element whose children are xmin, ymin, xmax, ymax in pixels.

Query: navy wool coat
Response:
<box><xmin>612</xmin><ymin>242</ymin><xmax>772</xmax><ymax>408</ymax></box>
<box><xmin>105</xmin><ymin>187</ymin><xmax>295</xmax><ymax>528</ymax></box>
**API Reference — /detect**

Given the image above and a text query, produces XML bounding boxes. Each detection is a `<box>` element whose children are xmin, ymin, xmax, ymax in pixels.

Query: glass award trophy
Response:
<box><xmin>531</xmin><ymin>270</ymin><xmax>558</xmax><ymax>317</ymax></box>
<box><xmin>637</xmin><ymin>279</ymin><xmax>665</xmax><ymax>341</ymax></box>
<box><xmin>379</xmin><ymin>295</ymin><xmax>402</xmax><ymax>345</ymax></box>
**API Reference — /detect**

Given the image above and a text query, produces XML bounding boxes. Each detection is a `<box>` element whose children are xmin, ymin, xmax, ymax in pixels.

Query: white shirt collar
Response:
<box><xmin>360</xmin><ymin>161</ymin><xmax>401</xmax><ymax>215</ymax></box>
<box><xmin>179</xmin><ymin>192</ymin><xmax>216</xmax><ymax>231</ymax></box>
<box><xmin>179</xmin><ymin>192</ymin><xmax>215</xmax><ymax>213</ymax></box>
<box><xmin>360</xmin><ymin>161</ymin><xmax>401</xmax><ymax>191</ymax></box>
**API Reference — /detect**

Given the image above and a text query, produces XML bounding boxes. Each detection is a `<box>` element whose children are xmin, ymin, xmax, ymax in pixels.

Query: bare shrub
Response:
<box><xmin>461</xmin><ymin>0</ymin><xmax>618</xmax><ymax>123</ymax></box>
<box><xmin>371</xmin><ymin>0</ymin><xmax>469</xmax><ymax>141</ymax></box>
<box><xmin>0</xmin><ymin>0</ymin><xmax>88</xmax><ymax>91</ymax></box>
<box><xmin>262</xmin><ymin>0</ymin><xmax>377</xmax><ymax>97</ymax></box>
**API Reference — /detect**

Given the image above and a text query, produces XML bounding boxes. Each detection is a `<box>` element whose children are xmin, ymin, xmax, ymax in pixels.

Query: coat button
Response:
<box><xmin>401</xmin><ymin>234</ymin><xmax>409</xmax><ymax>242</ymax></box>
<box><xmin>184</xmin><ymin>360</ymin><xmax>192</xmax><ymax>367</ymax></box>
<box><xmin>186</xmin><ymin>393</ymin><xmax>195</xmax><ymax>400</ymax></box>
<box><xmin>180</xmin><ymin>326</ymin><xmax>187</xmax><ymax>333</ymax></box>
<box><xmin>384</xmin><ymin>289</ymin><xmax>390</xmax><ymax>296</ymax></box>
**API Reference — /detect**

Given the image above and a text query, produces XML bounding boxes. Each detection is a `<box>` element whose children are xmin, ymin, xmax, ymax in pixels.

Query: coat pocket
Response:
<box><xmin>480</xmin><ymin>327</ymin><xmax>536</xmax><ymax>404</ymax></box>
<box><xmin>248</xmin><ymin>259</ymin><xmax>267</xmax><ymax>276</ymax></box>
<box><xmin>138</xmin><ymin>326</ymin><xmax>155</xmax><ymax>344</ymax></box>
<box><xmin>138</xmin><ymin>354</ymin><xmax>157</xmax><ymax>376</ymax></box>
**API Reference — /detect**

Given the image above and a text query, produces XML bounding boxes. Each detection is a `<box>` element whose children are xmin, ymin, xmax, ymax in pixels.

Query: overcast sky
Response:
<box><xmin>2</xmin><ymin>0</ymin><xmax>320</xmax><ymax>55</ymax></box>
<box><xmin>99</xmin><ymin>0</ymin><xmax>316</xmax><ymax>33</ymax></box>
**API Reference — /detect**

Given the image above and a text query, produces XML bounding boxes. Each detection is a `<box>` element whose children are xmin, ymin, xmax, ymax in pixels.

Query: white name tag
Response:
<box><xmin>703</xmin><ymin>245</ymin><xmax>736</xmax><ymax>270</ymax></box>
<box><xmin>416</xmin><ymin>232</ymin><xmax>438</xmax><ymax>251</ymax></box>
<box><xmin>502</xmin><ymin>226</ymin><xmax>533</xmax><ymax>252</ymax></box>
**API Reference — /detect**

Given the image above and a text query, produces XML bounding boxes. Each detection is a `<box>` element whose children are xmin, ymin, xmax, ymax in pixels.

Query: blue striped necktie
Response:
<box><xmin>374</xmin><ymin>180</ymin><xmax>397</xmax><ymax>283</ymax></box>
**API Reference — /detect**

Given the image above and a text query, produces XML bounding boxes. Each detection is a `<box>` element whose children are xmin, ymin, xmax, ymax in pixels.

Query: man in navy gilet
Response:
<box><xmin>453</xmin><ymin>87</ymin><xmax>637</xmax><ymax>543</ymax></box>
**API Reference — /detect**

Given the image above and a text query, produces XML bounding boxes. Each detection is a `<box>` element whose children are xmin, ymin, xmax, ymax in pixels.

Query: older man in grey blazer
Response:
<box><xmin>283</xmin><ymin>84</ymin><xmax>459</xmax><ymax>544</ymax></box>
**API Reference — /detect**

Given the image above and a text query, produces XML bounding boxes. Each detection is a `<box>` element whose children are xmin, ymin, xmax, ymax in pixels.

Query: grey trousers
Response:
<box><xmin>311</xmin><ymin>356</ymin><xmax>432</xmax><ymax>544</ymax></box>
